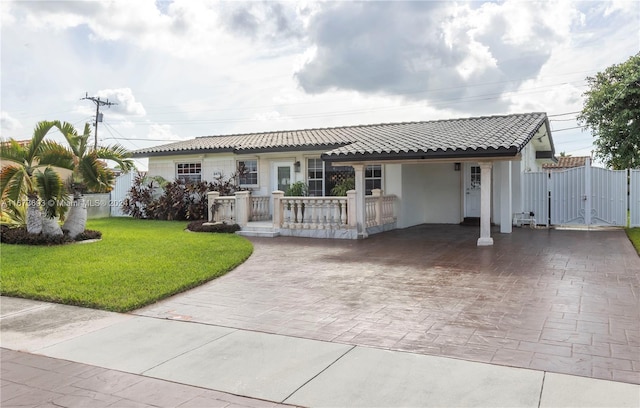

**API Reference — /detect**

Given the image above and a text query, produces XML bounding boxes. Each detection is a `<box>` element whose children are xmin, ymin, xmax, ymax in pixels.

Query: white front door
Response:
<box><xmin>272</xmin><ymin>162</ymin><xmax>294</xmax><ymax>193</ymax></box>
<box><xmin>465</xmin><ymin>164</ymin><xmax>481</xmax><ymax>217</ymax></box>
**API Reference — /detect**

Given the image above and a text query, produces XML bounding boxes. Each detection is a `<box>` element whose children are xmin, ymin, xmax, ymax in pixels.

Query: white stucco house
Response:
<box><xmin>133</xmin><ymin>112</ymin><xmax>555</xmax><ymax>245</ymax></box>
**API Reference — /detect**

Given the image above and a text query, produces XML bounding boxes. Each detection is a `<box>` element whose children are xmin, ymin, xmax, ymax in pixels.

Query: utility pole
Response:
<box><xmin>81</xmin><ymin>92</ymin><xmax>117</xmax><ymax>149</ymax></box>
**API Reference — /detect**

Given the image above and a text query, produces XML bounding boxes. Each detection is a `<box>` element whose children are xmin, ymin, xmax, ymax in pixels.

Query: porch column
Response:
<box><xmin>352</xmin><ymin>163</ymin><xmax>368</xmax><ymax>239</ymax></box>
<box><xmin>477</xmin><ymin>161</ymin><xmax>494</xmax><ymax>246</ymax></box>
<box><xmin>499</xmin><ymin>161</ymin><xmax>512</xmax><ymax>233</ymax></box>
<box><xmin>272</xmin><ymin>190</ymin><xmax>284</xmax><ymax>228</ymax></box>
<box><xmin>207</xmin><ymin>191</ymin><xmax>220</xmax><ymax>222</ymax></box>
<box><xmin>234</xmin><ymin>191</ymin><xmax>250</xmax><ymax>226</ymax></box>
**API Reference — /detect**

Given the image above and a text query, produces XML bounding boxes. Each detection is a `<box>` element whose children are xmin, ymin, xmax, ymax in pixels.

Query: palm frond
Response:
<box><xmin>94</xmin><ymin>144</ymin><xmax>135</xmax><ymax>172</ymax></box>
<box><xmin>1</xmin><ymin>165</ymin><xmax>31</xmax><ymax>201</ymax></box>
<box><xmin>0</xmin><ymin>138</ymin><xmax>27</xmax><ymax>166</ymax></box>
<box><xmin>54</xmin><ymin>121</ymin><xmax>82</xmax><ymax>156</ymax></box>
<box><xmin>35</xmin><ymin>167</ymin><xmax>64</xmax><ymax>218</ymax></box>
<box><xmin>37</xmin><ymin>141</ymin><xmax>75</xmax><ymax>170</ymax></box>
<box><xmin>26</xmin><ymin>121</ymin><xmax>57</xmax><ymax>163</ymax></box>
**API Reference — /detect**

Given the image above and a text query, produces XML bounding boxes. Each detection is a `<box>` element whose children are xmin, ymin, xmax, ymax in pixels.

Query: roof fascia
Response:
<box><xmin>321</xmin><ymin>146</ymin><xmax>520</xmax><ymax>164</ymax></box>
<box><xmin>132</xmin><ymin>147</ymin><xmax>235</xmax><ymax>158</ymax></box>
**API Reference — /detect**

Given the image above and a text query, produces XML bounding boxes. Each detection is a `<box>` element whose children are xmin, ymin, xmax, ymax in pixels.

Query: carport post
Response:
<box><xmin>499</xmin><ymin>161</ymin><xmax>512</xmax><ymax>233</ymax></box>
<box><xmin>477</xmin><ymin>161</ymin><xmax>494</xmax><ymax>246</ymax></box>
<box><xmin>352</xmin><ymin>164</ymin><xmax>368</xmax><ymax>239</ymax></box>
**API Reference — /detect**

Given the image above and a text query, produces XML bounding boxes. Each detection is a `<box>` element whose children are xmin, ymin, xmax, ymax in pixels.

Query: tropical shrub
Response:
<box><xmin>123</xmin><ymin>170</ymin><xmax>250</xmax><ymax>221</ymax></box>
<box><xmin>285</xmin><ymin>181</ymin><xmax>309</xmax><ymax>196</ymax></box>
<box><xmin>186</xmin><ymin>220</ymin><xmax>241</xmax><ymax>233</ymax></box>
<box><xmin>330</xmin><ymin>176</ymin><xmax>355</xmax><ymax>196</ymax></box>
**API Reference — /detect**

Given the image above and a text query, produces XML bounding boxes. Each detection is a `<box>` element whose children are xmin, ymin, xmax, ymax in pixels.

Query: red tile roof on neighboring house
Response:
<box><xmin>133</xmin><ymin>112</ymin><xmax>553</xmax><ymax>162</ymax></box>
<box><xmin>542</xmin><ymin>156</ymin><xmax>589</xmax><ymax>169</ymax></box>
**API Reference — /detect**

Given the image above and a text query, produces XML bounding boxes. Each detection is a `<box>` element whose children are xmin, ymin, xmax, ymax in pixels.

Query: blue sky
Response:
<box><xmin>1</xmin><ymin>0</ymin><xmax>638</xmax><ymax>170</ymax></box>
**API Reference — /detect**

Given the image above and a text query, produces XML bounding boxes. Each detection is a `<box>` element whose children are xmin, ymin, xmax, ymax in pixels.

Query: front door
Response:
<box><xmin>465</xmin><ymin>164</ymin><xmax>481</xmax><ymax>217</ymax></box>
<box><xmin>272</xmin><ymin>162</ymin><xmax>294</xmax><ymax>193</ymax></box>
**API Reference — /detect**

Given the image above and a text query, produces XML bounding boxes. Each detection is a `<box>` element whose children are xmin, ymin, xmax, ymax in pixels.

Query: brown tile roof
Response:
<box><xmin>134</xmin><ymin>112</ymin><xmax>551</xmax><ymax>161</ymax></box>
<box><xmin>542</xmin><ymin>156</ymin><xmax>589</xmax><ymax>169</ymax></box>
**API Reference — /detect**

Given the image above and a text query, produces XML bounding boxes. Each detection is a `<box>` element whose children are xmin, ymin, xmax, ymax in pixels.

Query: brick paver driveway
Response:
<box><xmin>137</xmin><ymin>225</ymin><xmax>640</xmax><ymax>384</ymax></box>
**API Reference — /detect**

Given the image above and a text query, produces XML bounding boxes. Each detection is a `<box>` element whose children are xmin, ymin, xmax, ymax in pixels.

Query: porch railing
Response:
<box><xmin>207</xmin><ymin>189</ymin><xmax>397</xmax><ymax>238</ymax></box>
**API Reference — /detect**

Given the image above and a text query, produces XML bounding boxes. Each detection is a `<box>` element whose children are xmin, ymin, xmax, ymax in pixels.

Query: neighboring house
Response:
<box><xmin>542</xmin><ymin>156</ymin><xmax>589</xmax><ymax>171</ymax></box>
<box><xmin>133</xmin><ymin>112</ymin><xmax>556</xmax><ymax>245</ymax></box>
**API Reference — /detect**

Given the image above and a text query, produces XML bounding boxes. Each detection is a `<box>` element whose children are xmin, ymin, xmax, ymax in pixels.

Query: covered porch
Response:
<box><xmin>207</xmin><ymin>158</ymin><xmax>515</xmax><ymax>246</ymax></box>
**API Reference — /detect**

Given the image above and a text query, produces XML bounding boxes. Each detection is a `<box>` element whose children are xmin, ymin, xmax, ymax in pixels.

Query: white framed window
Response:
<box><xmin>365</xmin><ymin>164</ymin><xmax>382</xmax><ymax>194</ymax></box>
<box><xmin>237</xmin><ymin>159</ymin><xmax>258</xmax><ymax>186</ymax></box>
<box><xmin>176</xmin><ymin>162</ymin><xmax>202</xmax><ymax>183</ymax></box>
<box><xmin>307</xmin><ymin>158</ymin><xmax>324</xmax><ymax>196</ymax></box>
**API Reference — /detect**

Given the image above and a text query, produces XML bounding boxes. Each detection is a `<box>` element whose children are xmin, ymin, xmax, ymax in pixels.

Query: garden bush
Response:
<box><xmin>186</xmin><ymin>220</ymin><xmax>241</xmax><ymax>233</ymax></box>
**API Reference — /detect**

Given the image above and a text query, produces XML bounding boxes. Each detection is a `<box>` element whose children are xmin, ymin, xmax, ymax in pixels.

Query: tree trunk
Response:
<box><xmin>63</xmin><ymin>194</ymin><xmax>87</xmax><ymax>239</ymax></box>
<box><xmin>26</xmin><ymin>198</ymin><xmax>43</xmax><ymax>235</ymax></box>
<box><xmin>41</xmin><ymin>217</ymin><xmax>63</xmax><ymax>237</ymax></box>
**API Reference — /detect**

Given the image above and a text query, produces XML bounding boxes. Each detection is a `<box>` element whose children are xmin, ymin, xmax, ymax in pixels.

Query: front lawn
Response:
<box><xmin>0</xmin><ymin>218</ymin><xmax>253</xmax><ymax>312</ymax></box>
<box><xmin>627</xmin><ymin>228</ymin><xmax>640</xmax><ymax>255</ymax></box>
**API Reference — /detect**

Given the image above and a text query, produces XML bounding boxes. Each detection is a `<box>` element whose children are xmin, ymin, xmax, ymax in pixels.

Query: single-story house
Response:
<box><xmin>133</xmin><ymin>112</ymin><xmax>556</xmax><ymax>245</ymax></box>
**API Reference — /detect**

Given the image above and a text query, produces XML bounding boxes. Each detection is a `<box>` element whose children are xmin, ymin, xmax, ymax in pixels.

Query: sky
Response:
<box><xmin>1</xmin><ymin>0</ymin><xmax>639</xmax><ymax>170</ymax></box>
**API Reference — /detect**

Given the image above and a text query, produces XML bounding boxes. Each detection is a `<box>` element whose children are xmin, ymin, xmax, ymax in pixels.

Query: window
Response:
<box><xmin>307</xmin><ymin>158</ymin><xmax>324</xmax><ymax>196</ymax></box>
<box><xmin>470</xmin><ymin>165</ymin><xmax>481</xmax><ymax>189</ymax></box>
<box><xmin>176</xmin><ymin>163</ymin><xmax>201</xmax><ymax>183</ymax></box>
<box><xmin>365</xmin><ymin>164</ymin><xmax>382</xmax><ymax>194</ymax></box>
<box><xmin>237</xmin><ymin>160</ymin><xmax>258</xmax><ymax>185</ymax></box>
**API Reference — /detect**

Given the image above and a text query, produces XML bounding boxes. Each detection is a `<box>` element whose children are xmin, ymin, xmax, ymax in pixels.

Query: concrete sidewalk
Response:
<box><xmin>2</xmin><ymin>297</ymin><xmax>639</xmax><ymax>408</ymax></box>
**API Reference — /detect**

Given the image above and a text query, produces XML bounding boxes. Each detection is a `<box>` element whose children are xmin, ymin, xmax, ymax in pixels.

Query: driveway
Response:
<box><xmin>136</xmin><ymin>225</ymin><xmax>640</xmax><ymax>384</ymax></box>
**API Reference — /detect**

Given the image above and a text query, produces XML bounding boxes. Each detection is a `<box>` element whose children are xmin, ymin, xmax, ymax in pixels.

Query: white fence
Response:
<box><xmin>523</xmin><ymin>160</ymin><xmax>637</xmax><ymax>227</ymax></box>
<box><xmin>522</xmin><ymin>172</ymin><xmax>549</xmax><ymax>226</ymax></box>
<box><xmin>631</xmin><ymin>169</ymin><xmax>640</xmax><ymax>227</ymax></box>
<box><xmin>110</xmin><ymin>171</ymin><xmax>137</xmax><ymax>217</ymax></box>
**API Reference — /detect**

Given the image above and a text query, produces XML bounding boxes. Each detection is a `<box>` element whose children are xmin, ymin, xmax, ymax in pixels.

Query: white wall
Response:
<box><xmin>146</xmin><ymin>150</ymin><xmax>327</xmax><ymax>195</ymax></box>
<box><xmin>397</xmin><ymin>163</ymin><xmax>462</xmax><ymax>228</ymax></box>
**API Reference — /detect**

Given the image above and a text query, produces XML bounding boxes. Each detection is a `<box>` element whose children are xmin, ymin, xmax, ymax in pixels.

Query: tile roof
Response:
<box><xmin>134</xmin><ymin>112</ymin><xmax>550</xmax><ymax>161</ymax></box>
<box><xmin>542</xmin><ymin>156</ymin><xmax>589</xmax><ymax>169</ymax></box>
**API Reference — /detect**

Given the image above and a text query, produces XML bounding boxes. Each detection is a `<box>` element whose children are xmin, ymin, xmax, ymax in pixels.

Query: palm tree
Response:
<box><xmin>55</xmin><ymin>122</ymin><xmax>134</xmax><ymax>237</ymax></box>
<box><xmin>0</xmin><ymin>121</ymin><xmax>74</xmax><ymax>236</ymax></box>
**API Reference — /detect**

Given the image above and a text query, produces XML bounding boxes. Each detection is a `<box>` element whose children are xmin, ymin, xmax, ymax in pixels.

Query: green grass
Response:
<box><xmin>0</xmin><ymin>218</ymin><xmax>253</xmax><ymax>312</ymax></box>
<box><xmin>626</xmin><ymin>228</ymin><xmax>640</xmax><ymax>255</ymax></box>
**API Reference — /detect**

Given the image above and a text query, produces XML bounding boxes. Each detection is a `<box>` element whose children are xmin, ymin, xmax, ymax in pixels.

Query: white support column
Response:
<box><xmin>234</xmin><ymin>191</ymin><xmax>250</xmax><ymax>226</ymax></box>
<box><xmin>272</xmin><ymin>190</ymin><xmax>284</xmax><ymax>228</ymax></box>
<box><xmin>352</xmin><ymin>164</ymin><xmax>368</xmax><ymax>239</ymax></box>
<box><xmin>499</xmin><ymin>161</ymin><xmax>512</xmax><ymax>233</ymax></box>
<box><xmin>207</xmin><ymin>191</ymin><xmax>220</xmax><ymax>222</ymax></box>
<box><xmin>584</xmin><ymin>157</ymin><xmax>592</xmax><ymax>225</ymax></box>
<box><xmin>477</xmin><ymin>161</ymin><xmax>494</xmax><ymax>246</ymax></box>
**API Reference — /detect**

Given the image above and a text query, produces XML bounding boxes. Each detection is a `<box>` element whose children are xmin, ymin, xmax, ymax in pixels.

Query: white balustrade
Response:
<box><xmin>250</xmin><ymin>196</ymin><xmax>270</xmax><ymax>221</ymax></box>
<box><xmin>213</xmin><ymin>196</ymin><xmax>236</xmax><ymax>224</ymax></box>
<box><xmin>278</xmin><ymin>197</ymin><xmax>350</xmax><ymax>229</ymax></box>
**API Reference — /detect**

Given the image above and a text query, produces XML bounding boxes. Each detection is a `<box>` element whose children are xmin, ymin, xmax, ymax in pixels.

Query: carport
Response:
<box><xmin>322</xmin><ymin>113</ymin><xmax>555</xmax><ymax>245</ymax></box>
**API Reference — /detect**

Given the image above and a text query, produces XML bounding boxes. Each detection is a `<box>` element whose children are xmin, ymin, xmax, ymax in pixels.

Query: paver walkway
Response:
<box><xmin>138</xmin><ymin>225</ymin><xmax>640</xmax><ymax>384</ymax></box>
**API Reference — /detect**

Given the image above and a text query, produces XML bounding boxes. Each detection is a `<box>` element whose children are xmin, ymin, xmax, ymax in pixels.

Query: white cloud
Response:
<box><xmin>96</xmin><ymin>88</ymin><xmax>146</xmax><ymax>117</ymax></box>
<box><xmin>0</xmin><ymin>111</ymin><xmax>22</xmax><ymax>131</ymax></box>
<box><xmin>0</xmin><ymin>0</ymin><xmax>637</xmax><ymax>157</ymax></box>
<box><xmin>147</xmin><ymin>123</ymin><xmax>179</xmax><ymax>141</ymax></box>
